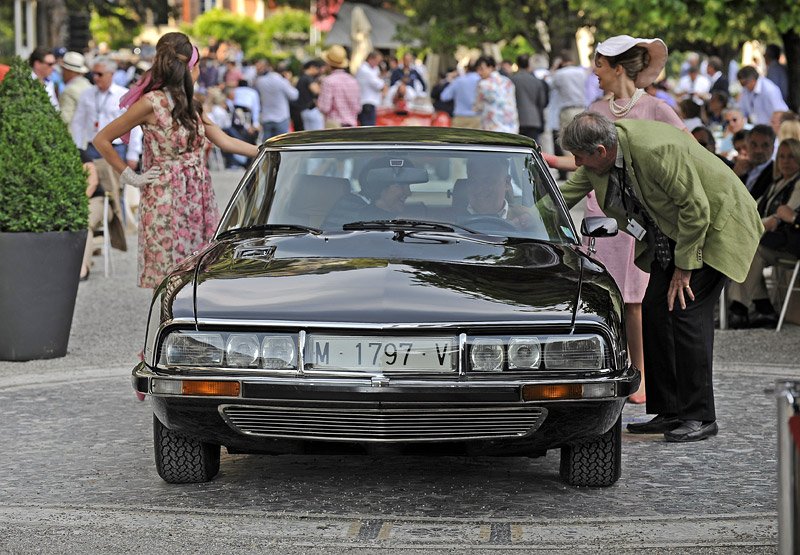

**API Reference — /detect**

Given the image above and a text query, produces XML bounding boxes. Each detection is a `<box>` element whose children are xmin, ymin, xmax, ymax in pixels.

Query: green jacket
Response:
<box><xmin>560</xmin><ymin>119</ymin><xmax>763</xmax><ymax>283</ymax></box>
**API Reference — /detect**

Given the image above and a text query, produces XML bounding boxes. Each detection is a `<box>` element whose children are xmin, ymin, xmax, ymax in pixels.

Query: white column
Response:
<box><xmin>26</xmin><ymin>0</ymin><xmax>36</xmax><ymax>53</ymax></box>
<box><xmin>14</xmin><ymin>0</ymin><xmax>24</xmax><ymax>56</ymax></box>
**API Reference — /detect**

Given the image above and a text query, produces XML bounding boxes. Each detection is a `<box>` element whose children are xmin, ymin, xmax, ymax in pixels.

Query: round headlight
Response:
<box><xmin>261</xmin><ymin>336</ymin><xmax>296</xmax><ymax>369</ymax></box>
<box><xmin>508</xmin><ymin>337</ymin><xmax>541</xmax><ymax>369</ymax></box>
<box><xmin>225</xmin><ymin>334</ymin><xmax>260</xmax><ymax>368</ymax></box>
<box><xmin>470</xmin><ymin>338</ymin><xmax>504</xmax><ymax>372</ymax></box>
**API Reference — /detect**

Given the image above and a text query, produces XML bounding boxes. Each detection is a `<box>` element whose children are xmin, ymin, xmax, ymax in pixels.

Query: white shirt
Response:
<box><xmin>71</xmin><ymin>83</ymin><xmax>143</xmax><ymax>162</ymax></box>
<box><xmin>356</xmin><ymin>62</ymin><xmax>384</xmax><ymax>106</ymax></box>
<box><xmin>677</xmin><ymin>73</ymin><xmax>711</xmax><ymax>99</ymax></box>
<box><xmin>31</xmin><ymin>71</ymin><xmax>59</xmax><ymax>110</ymax></box>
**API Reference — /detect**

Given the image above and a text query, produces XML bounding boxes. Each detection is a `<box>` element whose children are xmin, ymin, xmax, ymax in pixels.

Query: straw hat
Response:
<box><xmin>595</xmin><ymin>35</ymin><xmax>668</xmax><ymax>88</ymax></box>
<box><xmin>60</xmin><ymin>51</ymin><xmax>89</xmax><ymax>74</ymax></box>
<box><xmin>322</xmin><ymin>45</ymin><xmax>349</xmax><ymax>69</ymax></box>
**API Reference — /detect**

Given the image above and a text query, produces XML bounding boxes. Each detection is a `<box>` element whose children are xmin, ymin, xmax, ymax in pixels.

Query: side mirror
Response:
<box><xmin>580</xmin><ymin>216</ymin><xmax>618</xmax><ymax>238</ymax></box>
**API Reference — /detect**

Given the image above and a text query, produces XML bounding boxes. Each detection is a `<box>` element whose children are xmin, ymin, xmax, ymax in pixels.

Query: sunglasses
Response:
<box><xmin>92</xmin><ymin>71</ymin><xmax>109</xmax><ymax>76</ymax></box>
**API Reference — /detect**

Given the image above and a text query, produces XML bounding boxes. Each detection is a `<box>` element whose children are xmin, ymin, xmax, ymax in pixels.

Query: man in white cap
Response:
<box><xmin>317</xmin><ymin>45</ymin><xmax>361</xmax><ymax>128</ymax></box>
<box><xmin>59</xmin><ymin>51</ymin><xmax>91</xmax><ymax>126</ymax></box>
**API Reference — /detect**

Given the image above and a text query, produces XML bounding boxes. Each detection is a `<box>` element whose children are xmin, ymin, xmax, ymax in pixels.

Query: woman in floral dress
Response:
<box><xmin>94</xmin><ymin>32</ymin><xmax>258</xmax><ymax>289</ymax></box>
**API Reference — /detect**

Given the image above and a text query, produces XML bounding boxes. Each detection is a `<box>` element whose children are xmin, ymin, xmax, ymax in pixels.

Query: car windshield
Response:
<box><xmin>218</xmin><ymin>147</ymin><xmax>577</xmax><ymax>243</ymax></box>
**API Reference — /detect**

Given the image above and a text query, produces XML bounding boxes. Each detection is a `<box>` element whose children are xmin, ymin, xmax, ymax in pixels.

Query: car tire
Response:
<box><xmin>559</xmin><ymin>415</ymin><xmax>621</xmax><ymax>487</ymax></box>
<box><xmin>153</xmin><ymin>415</ymin><xmax>221</xmax><ymax>483</ymax></box>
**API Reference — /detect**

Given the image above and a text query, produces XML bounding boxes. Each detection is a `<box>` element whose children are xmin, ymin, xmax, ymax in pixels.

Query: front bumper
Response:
<box><xmin>133</xmin><ymin>362</ymin><xmax>639</xmax><ymax>454</ymax></box>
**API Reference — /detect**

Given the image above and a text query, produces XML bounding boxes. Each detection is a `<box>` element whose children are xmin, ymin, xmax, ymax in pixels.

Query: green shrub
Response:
<box><xmin>0</xmin><ymin>56</ymin><xmax>87</xmax><ymax>232</ymax></box>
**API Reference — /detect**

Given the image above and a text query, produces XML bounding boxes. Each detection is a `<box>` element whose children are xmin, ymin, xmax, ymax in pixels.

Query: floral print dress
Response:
<box><xmin>137</xmin><ymin>90</ymin><xmax>219</xmax><ymax>288</ymax></box>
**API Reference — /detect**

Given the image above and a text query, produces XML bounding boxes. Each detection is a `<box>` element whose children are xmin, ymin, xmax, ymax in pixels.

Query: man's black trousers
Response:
<box><xmin>642</xmin><ymin>258</ymin><xmax>725</xmax><ymax>422</ymax></box>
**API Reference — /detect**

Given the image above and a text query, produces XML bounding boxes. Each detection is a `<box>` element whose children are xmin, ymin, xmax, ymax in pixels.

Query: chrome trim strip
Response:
<box><xmin>187</xmin><ymin>317</ymin><xmax>602</xmax><ymax>331</ymax></box>
<box><xmin>142</xmin><ymin>374</ymin><xmax>631</xmax><ymax>389</ymax></box>
<box><xmin>262</xmin><ymin>144</ymin><xmax>536</xmax><ymax>154</ymax></box>
<box><xmin>458</xmin><ymin>333</ymin><xmax>467</xmax><ymax>376</ymax></box>
<box><xmin>297</xmin><ymin>330</ymin><xmax>306</xmax><ymax>376</ymax></box>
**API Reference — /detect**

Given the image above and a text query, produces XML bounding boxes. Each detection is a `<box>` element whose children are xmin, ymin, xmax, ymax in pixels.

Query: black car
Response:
<box><xmin>133</xmin><ymin>127</ymin><xmax>639</xmax><ymax>487</ymax></box>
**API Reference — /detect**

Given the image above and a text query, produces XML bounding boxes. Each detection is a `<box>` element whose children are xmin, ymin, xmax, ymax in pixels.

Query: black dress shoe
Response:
<box><xmin>664</xmin><ymin>420</ymin><xmax>718</xmax><ymax>442</ymax></box>
<box><xmin>750</xmin><ymin>311</ymin><xmax>778</xmax><ymax>329</ymax></box>
<box><xmin>727</xmin><ymin>311</ymin><xmax>749</xmax><ymax>329</ymax></box>
<box><xmin>627</xmin><ymin>413</ymin><xmax>681</xmax><ymax>434</ymax></box>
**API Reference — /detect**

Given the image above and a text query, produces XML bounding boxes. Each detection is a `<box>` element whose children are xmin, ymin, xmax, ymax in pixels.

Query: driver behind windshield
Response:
<box><xmin>461</xmin><ymin>157</ymin><xmax>540</xmax><ymax>231</ymax></box>
<box><xmin>323</xmin><ymin>157</ymin><xmax>413</xmax><ymax>228</ymax></box>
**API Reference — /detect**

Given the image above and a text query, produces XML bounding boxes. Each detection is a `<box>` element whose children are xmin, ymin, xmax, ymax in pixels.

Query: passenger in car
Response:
<box><xmin>323</xmin><ymin>157</ymin><xmax>415</xmax><ymax>228</ymax></box>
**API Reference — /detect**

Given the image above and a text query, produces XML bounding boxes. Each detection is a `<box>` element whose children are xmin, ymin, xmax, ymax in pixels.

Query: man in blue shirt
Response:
<box><xmin>439</xmin><ymin>63</ymin><xmax>481</xmax><ymax>129</ymax></box>
<box><xmin>254</xmin><ymin>60</ymin><xmax>299</xmax><ymax>139</ymax></box>
<box><xmin>737</xmin><ymin>65</ymin><xmax>788</xmax><ymax>126</ymax></box>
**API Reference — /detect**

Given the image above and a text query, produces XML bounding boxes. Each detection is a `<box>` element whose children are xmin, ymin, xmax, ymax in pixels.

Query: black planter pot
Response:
<box><xmin>0</xmin><ymin>230</ymin><xmax>87</xmax><ymax>361</ymax></box>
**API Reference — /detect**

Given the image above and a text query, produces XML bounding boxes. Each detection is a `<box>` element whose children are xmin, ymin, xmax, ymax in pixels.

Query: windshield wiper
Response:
<box><xmin>218</xmin><ymin>224</ymin><xmax>322</xmax><ymax>239</ymax></box>
<box><xmin>342</xmin><ymin>219</ymin><xmax>476</xmax><ymax>234</ymax></box>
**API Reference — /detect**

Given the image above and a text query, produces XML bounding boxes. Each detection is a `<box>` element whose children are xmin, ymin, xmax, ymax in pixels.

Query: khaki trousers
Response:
<box><xmin>82</xmin><ymin>196</ymin><xmax>110</xmax><ymax>270</ymax></box>
<box><xmin>726</xmin><ymin>244</ymin><xmax>783</xmax><ymax>307</ymax></box>
<box><xmin>451</xmin><ymin>116</ymin><xmax>481</xmax><ymax>129</ymax></box>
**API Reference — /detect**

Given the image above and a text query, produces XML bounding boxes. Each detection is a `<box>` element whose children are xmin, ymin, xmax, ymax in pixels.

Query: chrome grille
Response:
<box><xmin>220</xmin><ymin>405</ymin><xmax>546</xmax><ymax>442</ymax></box>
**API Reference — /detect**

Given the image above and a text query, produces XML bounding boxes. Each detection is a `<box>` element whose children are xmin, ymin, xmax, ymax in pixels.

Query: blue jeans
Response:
<box><xmin>85</xmin><ymin>142</ymin><xmax>128</xmax><ymax>163</ymax></box>
<box><xmin>301</xmin><ymin>108</ymin><xmax>324</xmax><ymax>131</ymax></box>
<box><xmin>358</xmin><ymin>104</ymin><xmax>377</xmax><ymax>126</ymax></box>
<box><xmin>261</xmin><ymin>119</ymin><xmax>290</xmax><ymax>140</ymax></box>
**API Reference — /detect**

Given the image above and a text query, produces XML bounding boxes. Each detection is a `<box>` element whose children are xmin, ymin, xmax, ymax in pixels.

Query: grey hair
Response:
<box><xmin>92</xmin><ymin>56</ymin><xmax>118</xmax><ymax>73</ymax></box>
<box><xmin>560</xmin><ymin>111</ymin><xmax>618</xmax><ymax>153</ymax></box>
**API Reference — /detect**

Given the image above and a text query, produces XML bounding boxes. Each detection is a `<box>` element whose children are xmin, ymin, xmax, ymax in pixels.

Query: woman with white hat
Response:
<box><xmin>587</xmin><ymin>35</ymin><xmax>687</xmax><ymax>405</ymax></box>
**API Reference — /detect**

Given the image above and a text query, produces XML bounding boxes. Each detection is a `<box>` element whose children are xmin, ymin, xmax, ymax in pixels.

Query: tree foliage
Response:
<box><xmin>188</xmin><ymin>7</ymin><xmax>310</xmax><ymax>60</ymax></box>
<box><xmin>571</xmin><ymin>0</ymin><xmax>800</xmax><ymax>109</ymax></box>
<box><xmin>189</xmin><ymin>8</ymin><xmax>260</xmax><ymax>50</ymax></box>
<box><xmin>248</xmin><ymin>8</ymin><xmax>310</xmax><ymax>60</ymax></box>
<box><xmin>65</xmin><ymin>0</ymin><xmax>172</xmax><ymax>26</ymax></box>
<box><xmin>396</xmin><ymin>0</ymin><xmax>587</xmax><ymax>57</ymax></box>
<box><xmin>0</xmin><ymin>58</ymin><xmax>87</xmax><ymax>232</ymax></box>
<box><xmin>89</xmin><ymin>6</ymin><xmax>142</xmax><ymax>49</ymax></box>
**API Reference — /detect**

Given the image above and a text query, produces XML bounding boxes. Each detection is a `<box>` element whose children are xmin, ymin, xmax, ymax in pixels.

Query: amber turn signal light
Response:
<box><xmin>182</xmin><ymin>380</ymin><xmax>240</xmax><ymax>397</ymax></box>
<box><xmin>522</xmin><ymin>383</ymin><xmax>583</xmax><ymax>401</ymax></box>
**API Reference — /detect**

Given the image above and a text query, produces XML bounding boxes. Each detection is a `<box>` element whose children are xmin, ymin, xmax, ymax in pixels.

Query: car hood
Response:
<box><xmin>185</xmin><ymin>232</ymin><xmax>616</xmax><ymax>325</ymax></box>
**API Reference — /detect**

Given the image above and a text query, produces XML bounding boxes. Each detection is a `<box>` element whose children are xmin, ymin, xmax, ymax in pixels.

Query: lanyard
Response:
<box><xmin>94</xmin><ymin>89</ymin><xmax>112</xmax><ymax>130</ymax></box>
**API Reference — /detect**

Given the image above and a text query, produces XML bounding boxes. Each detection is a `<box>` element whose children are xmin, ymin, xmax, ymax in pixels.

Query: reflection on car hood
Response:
<box><xmin>189</xmin><ymin>232</ymin><xmax>614</xmax><ymax>325</ymax></box>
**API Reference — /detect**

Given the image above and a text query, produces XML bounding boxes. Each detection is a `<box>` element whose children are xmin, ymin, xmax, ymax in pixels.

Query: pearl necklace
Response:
<box><xmin>608</xmin><ymin>88</ymin><xmax>645</xmax><ymax>118</ymax></box>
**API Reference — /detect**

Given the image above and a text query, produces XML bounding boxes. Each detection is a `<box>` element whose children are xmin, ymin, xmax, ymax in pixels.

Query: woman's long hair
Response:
<box><xmin>145</xmin><ymin>32</ymin><xmax>201</xmax><ymax>147</ymax></box>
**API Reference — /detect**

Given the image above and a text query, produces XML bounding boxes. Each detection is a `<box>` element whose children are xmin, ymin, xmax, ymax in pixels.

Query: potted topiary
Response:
<box><xmin>0</xmin><ymin>57</ymin><xmax>88</xmax><ymax>360</ymax></box>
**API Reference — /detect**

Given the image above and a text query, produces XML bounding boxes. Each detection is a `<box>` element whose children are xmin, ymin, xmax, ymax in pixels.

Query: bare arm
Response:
<box><xmin>84</xmin><ymin>162</ymin><xmax>99</xmax><ymax>197</ymax></box>
<box><xmin>93</xmin><ymin>98</ymin><xmax>155</xmax><ymax>175</ymax></box>
<box><xmin>202</xmin><ymin>113</ymin><xmax>259</xmax><ymax>158</ymax></box>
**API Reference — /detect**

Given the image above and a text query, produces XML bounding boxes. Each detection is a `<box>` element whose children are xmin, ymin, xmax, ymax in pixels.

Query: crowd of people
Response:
<box><xmin>12</xmin><ymin>32</ymin><xmax>800</xmax><ymax>424</ymax></box>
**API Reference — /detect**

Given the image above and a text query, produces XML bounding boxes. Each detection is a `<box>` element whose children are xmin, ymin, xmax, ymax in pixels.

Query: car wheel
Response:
<box><xmin>559</xmin><ymin>415</ymin><xmax>621</xmax><ymax>487</ymax></box>
<box><xmin>153</xmin><ymin>415</ymin><xmax>221</xmax><ymax>483</ymax></box>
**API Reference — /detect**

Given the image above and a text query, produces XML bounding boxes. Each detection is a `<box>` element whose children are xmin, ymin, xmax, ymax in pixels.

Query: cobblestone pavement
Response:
<box><xmin>0</xmin><ymin>171</ymin><xmax>797</xmax><ymax>553</ymax></box>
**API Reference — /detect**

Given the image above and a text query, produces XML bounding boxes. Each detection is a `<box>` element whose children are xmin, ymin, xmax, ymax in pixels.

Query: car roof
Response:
<box><xmin>264</xmin><ymin>126</ymin><xmax>540</xmax><ymax>150</ymax></box>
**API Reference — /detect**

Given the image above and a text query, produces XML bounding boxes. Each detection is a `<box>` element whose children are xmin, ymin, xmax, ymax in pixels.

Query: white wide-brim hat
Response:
<box><xmin>60</xmin><ymin>51</ymin><xmax>89</xmax><ymax>74</ymax></box>
<box><xmin>595</xmin><ymin>35</ymin><xmax>668</xmax><ymax>88</ymax></box>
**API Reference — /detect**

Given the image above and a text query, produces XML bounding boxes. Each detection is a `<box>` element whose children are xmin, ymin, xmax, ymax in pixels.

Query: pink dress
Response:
<box><xmin>137</xmin><ymin>90</ymin><xmax>219</xmax><ymax>288</ymax></box>
<box><xmin>585</xmin><ymin>95</ymin><xmax>686</xmax><ymax>302</ymax></box>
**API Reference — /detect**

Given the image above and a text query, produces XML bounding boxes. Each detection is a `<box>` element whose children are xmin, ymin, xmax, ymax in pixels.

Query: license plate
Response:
<box><xmin>306</xmin><ymin>335</ymin><xmax>458</xmax><ymax>372</ymax></box>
